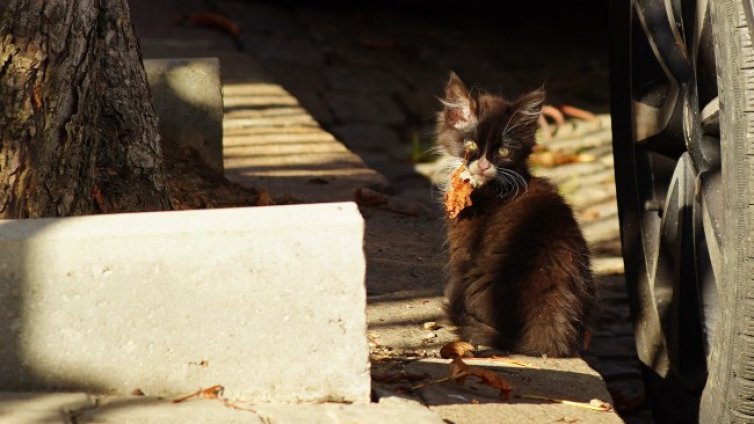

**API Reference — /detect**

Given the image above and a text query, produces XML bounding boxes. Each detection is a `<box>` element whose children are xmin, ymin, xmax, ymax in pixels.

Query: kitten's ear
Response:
<box><xmin>440</xmin><ymin>71</ymin><xmax>476</xmax><ymax>129</ymax></box>
<box><xmin>510</xmin><ymin>86</ymin><xmax>545</xmax><ymax>129</ymax></box>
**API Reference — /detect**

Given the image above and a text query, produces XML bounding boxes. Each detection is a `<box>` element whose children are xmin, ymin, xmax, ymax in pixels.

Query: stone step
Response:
<box><xmin>0</xmin><ymin>203</ymin><xmax>369</xmax><ymax>403</ymax></box>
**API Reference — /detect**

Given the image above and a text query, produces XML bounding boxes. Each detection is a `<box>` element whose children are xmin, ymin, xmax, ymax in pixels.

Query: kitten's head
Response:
<box><xmin>436</xmin><ymin>72</ymin><xmax>543</xmax><ymax>193</ymax></box>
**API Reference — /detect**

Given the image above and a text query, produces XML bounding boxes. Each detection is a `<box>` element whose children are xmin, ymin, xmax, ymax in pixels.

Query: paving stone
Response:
<box><xmin>357</xmin><ymin>151</ymin><xmax>418</xmax><ymax>183</ymax></box>
<box><xmin>592</xmin><ymin>256</ymin><xmax>625</xmax><ymax>276</ymax></box>
<box><xmin>244</xmin><ymin>34</ymin><xmax>326</xmax><ymax>67</ymax></box>
<box><xmin>286</xmin><ymin>89</ymin><xmax>335</xmax><ymax>126</ymax></box>
<box><xmin>537</xmin><ymin>161</ymin><xmax>610</xmax><ymax>183</ymax></box>
<box><xmin>254</xmin><ymin>399</ymin><xmax>445</xmax><ymax>424</ymax></box>
<box><xmin>257</xmin><ymin>62</ymin><xmax>326</xmax><ymax>93</ymax></box>
<box><xmin>327</xmin><ymin>40</ymin><xmax>406</xmax><ymax>68</ymax></box>
<box><xmin>582</xmin><ymin>215</ymin><xmax>620</xmax><ymax>246</ymax></box>
<box><xmin>324</xmin><ymin>92</ymin><xmax>406</xmax><ymax>126</ymax></box>
<box><xmin>145</xmin><ymin>58</ymin><xmax>223</xmax><ymax>173</ymax></box>
<box><xmin>546</xmin><ymin>130</ymin><xmax>613</xmax><ymax>152</ymax></box>
<box><xmin>330</xmin><ymin>123</ymin><xmax>407</xmax><ymax>160</ymax></box>
<box><xmin>224</xmin><ymin>1</ymin><xmax>300</xmax><ymax>33</ymax></box>
<box><xmin>401</xmin><ymin>87</ymin><xmax>444</xmax><ymax>121</ymax></box>
<box><xmin>324</xmin><ymin>66</ymin><xmax>407</xmax><ymax>95</ymax></box>
<box><xmin>567</xmin><ymin>184</ymin><xmax>617</xmax><ymax>209</ymax></box>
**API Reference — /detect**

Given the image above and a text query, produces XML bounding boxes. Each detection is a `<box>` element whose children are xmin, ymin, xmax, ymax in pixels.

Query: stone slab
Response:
<box><xmin>145</xmin><ymin>57</ymin><xmax>224</xmax><ymax>173</ymax></box>
<box><xmin>0</xmin><ymin>203</ymin><xmax>369</xmax><ymax>403</ymax></box>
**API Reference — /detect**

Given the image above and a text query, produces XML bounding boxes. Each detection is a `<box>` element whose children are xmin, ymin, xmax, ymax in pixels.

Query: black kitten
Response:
<box><xmin>436</xmin><ymin>72</ymin><xmax>595</xmax><ymax>357</ymax></box>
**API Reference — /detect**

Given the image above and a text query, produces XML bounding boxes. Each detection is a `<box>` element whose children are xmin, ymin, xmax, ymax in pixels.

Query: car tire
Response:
<box><xmin>610</xmin><ymin>0</ymin><xmax>754</xmax><ymax>422</ymax></box>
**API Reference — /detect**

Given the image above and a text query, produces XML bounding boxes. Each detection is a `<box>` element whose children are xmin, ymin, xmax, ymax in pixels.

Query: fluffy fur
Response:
<box><xmin>437</xmin><ymin>72</ymin><xmax>595</xmax><ymax>357</ymax></box>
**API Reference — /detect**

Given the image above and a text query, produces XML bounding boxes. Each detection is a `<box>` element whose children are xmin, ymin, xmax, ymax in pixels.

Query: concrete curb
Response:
<box><xmin>0</xmin><ymin>203</ymin><xmax>369</xmax><ymax>403</ymax></box>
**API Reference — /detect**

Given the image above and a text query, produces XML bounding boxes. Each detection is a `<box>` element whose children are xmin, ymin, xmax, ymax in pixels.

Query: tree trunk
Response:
<box><xmin>0</xmin><ymin>0</ymin><xmax>172</xmax><ymax>218</ymax></box>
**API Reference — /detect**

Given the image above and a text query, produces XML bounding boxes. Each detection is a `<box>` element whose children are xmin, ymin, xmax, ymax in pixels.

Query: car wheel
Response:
<box><xmin>610</xmin><ymin>0</ymin><xmax>754</xmax><ymax>422</ymax></box>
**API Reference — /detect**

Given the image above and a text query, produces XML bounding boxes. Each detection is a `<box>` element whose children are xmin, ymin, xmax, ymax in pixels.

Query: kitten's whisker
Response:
<box><xmin>493</xmin><ymin>168</ymin><xmax>528</xmax><ymax>199</ymax></box>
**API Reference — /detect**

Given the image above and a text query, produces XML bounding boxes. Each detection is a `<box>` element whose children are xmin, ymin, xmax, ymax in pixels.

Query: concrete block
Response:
<box><xmin>145</xmin><ymin>57</ymin><xmax>224</xmax><ymax>172</ymax></box>
<box><xmin>0</xmin><ymin>203</ymin><xmax>369</xmax><ymax>402</ymax></box>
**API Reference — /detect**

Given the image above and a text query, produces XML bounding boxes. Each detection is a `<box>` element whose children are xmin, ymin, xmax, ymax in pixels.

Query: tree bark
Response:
<box><xmin>0</xmin><ymin>0</ymin><xmax>172</xmax><ymax>218</ymax></box>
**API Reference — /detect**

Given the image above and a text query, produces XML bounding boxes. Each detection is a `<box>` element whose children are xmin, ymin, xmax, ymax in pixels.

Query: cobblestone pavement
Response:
<box><xmin>214</xmin><ymin>2</ymin><xmax>651</xmax><ymax>422</ymax></box>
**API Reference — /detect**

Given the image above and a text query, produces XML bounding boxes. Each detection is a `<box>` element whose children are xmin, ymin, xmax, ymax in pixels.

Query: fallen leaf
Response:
<box><xmin>559</xmin><ymin>105</ymin><xmax>598</xmax><ymax>121</ymax></box>
<box><xmin>440</xmin><ymin>341</ymin><xmax>476</xmax><ymax>359</ymax></box>
<box><xmin>529</xmin><ymin>151</ymin><xmax>595</xmax><ymax>168</ymax></box>
<box><xmin>541</xmin><ymin>105</ymin><xmax>566</xmax><ymax>125</ymax></box>
<box><xmin>173</xmin><ymin>385</ymin><xmax>257</xmax><ymax>413</ymax></box>
<box><xmin>449</xmin><ymin>357</ymin><xmax>512</xmax><ymax>400</ymax></box>
<box><xmin>444</xmin><ymin>167</ymin><xmax>474</xmax><ymax>219</ymax></box>
<box><xmin>184</xmin><ymin>12</ymin><xmax>241</xmax><ymax>38</ymax></box>
<box><xmin>580</xmin><ymin>209</ymin><xmax>601</xmax><ymax>220</ymax></box>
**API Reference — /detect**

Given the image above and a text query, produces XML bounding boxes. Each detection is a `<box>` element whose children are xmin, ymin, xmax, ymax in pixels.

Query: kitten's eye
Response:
<box><xmin>498</xmin><ymin>146</ymin><xmax>511</xmax><ymax>157</ymax></box>
<box><xmin>464</xmin><ymin>139</ymin><xmax>478</xmax><ymax>151</ymax></box>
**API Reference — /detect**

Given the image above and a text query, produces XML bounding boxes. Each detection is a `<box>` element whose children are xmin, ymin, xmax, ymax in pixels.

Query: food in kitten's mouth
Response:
<box><xmin>445</xmin><ymin>166</ymin><xmax>474</xmax><ymax>219</ymax></box>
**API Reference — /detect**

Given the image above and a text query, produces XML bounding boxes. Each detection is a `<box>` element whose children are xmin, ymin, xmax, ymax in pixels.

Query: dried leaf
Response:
<box><xmin>560</xmin><ymin>105</ymin><xmax>598</xmax><ymax>121</ymax></box>
<box><xmin>173</xmin><ymin>385</ymin><xmax>257</xmax><ymax>413</ymax></box>
<box><xmin>449</xmin><ymin>357</ymin><xmax>512</xmax><ymax>400</ymax></box>
<box><xmin>185</xmin><ymin>12</ymin><xmax>241</xmax><ymax>38</ymax></box>
<box><xmin>580</xmin><ymin>209</ymin><xmax>601</xmax><ymax>220</ymax></box>
<box><xmin>529</xmin><ymin>151</ymin><xmax>595</xmax><ymax>168</ymax></box>
<box><xmin>200</xmin><ymin>385</ymin><xmax>224</xmax><ymax>399</ymax></box>
<box><xmin>444</xmin><ymin>167</ymin><xmax>474</xmax><ymax>218</ymax></box>
<box><xmin>541</xmin><ymin>105</ymin><xmax>566</xmax><ymax>125</ymax></box>
<box><xmin>173</xmin><ymin>388</ymin><xmax>202</xmax><ymax>403</ymax></box>
<box><xmin>448</xmin><ymin>356</ymin><xmax>470</xmax><ymax>383</ymax></box>
<box><xmin>440</xmin><ymin>341</ymin><xmax>476</xmax><ymax>359</ymax></box>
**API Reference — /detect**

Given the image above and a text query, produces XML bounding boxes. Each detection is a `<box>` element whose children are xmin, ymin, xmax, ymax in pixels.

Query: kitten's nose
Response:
<box><xmin>477</xmin><ymin>157</ymin><xmax>491</xmax><ymax>171</ymax></box>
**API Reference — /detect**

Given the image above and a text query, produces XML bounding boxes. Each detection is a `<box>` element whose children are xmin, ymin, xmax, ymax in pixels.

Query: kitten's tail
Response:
<box><xmin>444</xmin><ymin>299</ymin><xmax>514</xmax><ymax>350</ymax></box>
